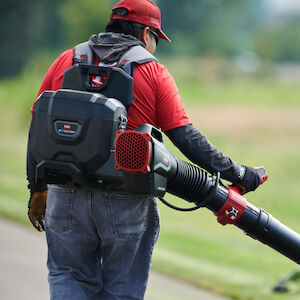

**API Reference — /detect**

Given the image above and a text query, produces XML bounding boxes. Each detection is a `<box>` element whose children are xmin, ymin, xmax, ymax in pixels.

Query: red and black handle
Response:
<box><xmin>216</xmin><ymin>166</ymin><xmax>268</xmax><ymax>225</ymax></box>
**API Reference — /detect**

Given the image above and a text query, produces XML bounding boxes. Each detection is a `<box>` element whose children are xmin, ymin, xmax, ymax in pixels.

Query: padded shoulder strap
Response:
<box><xmin>73</xmin><ymin>41</ymin><xmax>93</xmax><ymax>65</ymax></box>
<box><xmin>118</xmin><ymin>45</ymin><xmax>158</xmax><ymax>75</ymax></box>
<box><xmin>119</xmin><ymin>45</ymin><xmax>158</xmax><ymax>65</ymax></box>
<box><xmin>73</xmin><ymin>43</ymin><xmax>158</xmax><ymax>75</ymax></box>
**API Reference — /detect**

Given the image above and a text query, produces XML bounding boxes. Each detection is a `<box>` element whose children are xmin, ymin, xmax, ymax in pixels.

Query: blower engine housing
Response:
<box><xmin>29</xmin><ymin>89</ymin><xmax>127</xmax><ymax>189</ymax></box>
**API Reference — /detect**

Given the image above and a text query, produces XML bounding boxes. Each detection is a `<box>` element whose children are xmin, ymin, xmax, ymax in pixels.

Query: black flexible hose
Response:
<box><xmin>167</xmin><ymin>159</ymin><xmax>211</xmax><ymax>203</ymax></box>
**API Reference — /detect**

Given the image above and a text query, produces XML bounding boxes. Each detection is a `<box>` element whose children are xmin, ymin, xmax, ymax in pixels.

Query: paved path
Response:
<box><xmin>0</xmin><ymin>218</ymin><xmax>230</xmax><ymax>300</ymax></box>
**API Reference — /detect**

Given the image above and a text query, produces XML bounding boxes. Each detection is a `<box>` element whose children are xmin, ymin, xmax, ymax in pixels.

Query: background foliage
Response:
<box><xmin>1</xmin><ymin>1</ymin><xmax>300</xmax><ymax>299</ymax></box>
<box><xmin>2</xmin><ymin>0</ymin><xmax>300</xmax><ymax>78</ymax></box>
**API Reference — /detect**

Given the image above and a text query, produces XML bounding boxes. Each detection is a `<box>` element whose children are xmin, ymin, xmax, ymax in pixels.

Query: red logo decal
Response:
<box><xmin>80</xmin><ymin>54</ymin><xmax>88</xmax><ymax>61</ymax></box>
<box><xmin>163</xmin><ymin>155</ymin><xmax>169</xmax><ymax>166</ymax></box>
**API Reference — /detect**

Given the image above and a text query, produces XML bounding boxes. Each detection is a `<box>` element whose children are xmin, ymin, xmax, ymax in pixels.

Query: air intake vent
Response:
<box><xmin>115</xmin><ymin>130</ymin><xmax>152</xmax><ymax>173</ymax></box>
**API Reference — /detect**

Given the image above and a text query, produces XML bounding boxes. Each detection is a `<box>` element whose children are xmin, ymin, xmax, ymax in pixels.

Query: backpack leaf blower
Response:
<box><xmin>29</xmin><ymin>64</ymin><xmax>300</xmax><ymax>265</ymax></box>
<box><xmin>115</xmin><ymin>124</ymin><xmax>300</xmax><ymax>265</ymax></box>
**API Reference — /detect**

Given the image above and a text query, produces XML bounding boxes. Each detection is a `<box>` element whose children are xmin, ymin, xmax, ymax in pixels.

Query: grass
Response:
<box><xmin>177</xmin><ymin>77</ymin><xmax>300</xmax><ymax>108</ymax></box>
<box><xmin>1</xmin><ymin>56</ymin><xmax>300</xmax><ymax>299</ymax></box>
<box><xmin>0</xmin><ymin>115</ymin><xmax>29</xmax><ymax>223</ymax></box>
<box><xmin>162</xmin><ymin>56</ymin><xmax>300</xmax><ymax>108</ymax></box>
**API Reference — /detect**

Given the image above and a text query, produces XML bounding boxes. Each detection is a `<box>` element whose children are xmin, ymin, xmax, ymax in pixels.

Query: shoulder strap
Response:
<box><xmin>73</xmin><ymin>41</ymin><xmax>93</xmax><ymax>65</ymax></box>
<box><xmin>117</xmin><ymin>45</ymin><xmax>158</xmax><ymax>75</ymax></box>
<box><xmin>73</xmin><ymin>42</ymin><xmax>158</xmax><ymax>75</ymax></box>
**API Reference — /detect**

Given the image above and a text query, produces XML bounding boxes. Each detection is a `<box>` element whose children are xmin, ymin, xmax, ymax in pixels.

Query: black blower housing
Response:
<box><xmin>29</xmin><ymin>64</ymin><xmax>133</xmax><ymax>189</ymax></box>
<box><xmin>29</xmin><ymin>89</ymin><xmax>127</xmax><ymax>189</ymax></box>
<box><xmin>62</xmin><ymin>64</ymin><xmax>133</xmax><ymax>110</ymax></box>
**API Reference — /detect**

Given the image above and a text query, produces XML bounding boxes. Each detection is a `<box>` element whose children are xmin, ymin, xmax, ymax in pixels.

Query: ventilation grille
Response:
<box><xmin>115</xmin><ymin>130</ymin><xmax>152</xmax><ymax>173</ymax></box>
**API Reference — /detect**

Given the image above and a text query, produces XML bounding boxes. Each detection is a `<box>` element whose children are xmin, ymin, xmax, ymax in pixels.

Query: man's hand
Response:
<box><xmin>234</xmin><ymin>165</ymin><xmax>267</xmax><ymax>194</ymax></box>
<box><xmin>28</xmin><ymin>191</ymin><xmax>48</xmax><ymax>232</ymax></box>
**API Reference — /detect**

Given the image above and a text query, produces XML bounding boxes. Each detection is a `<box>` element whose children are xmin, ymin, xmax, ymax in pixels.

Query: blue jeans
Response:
<box><xmin>45</xmin><ymin>185</ymin><xmax>160</xmax><ymax>300</ymax></box>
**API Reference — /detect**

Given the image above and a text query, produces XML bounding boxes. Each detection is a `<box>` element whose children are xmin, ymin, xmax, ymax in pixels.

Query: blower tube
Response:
<box><xmin>115</xmin><ymin>124</ymin><xmax>300</xmax><ymax>265</ymax></box>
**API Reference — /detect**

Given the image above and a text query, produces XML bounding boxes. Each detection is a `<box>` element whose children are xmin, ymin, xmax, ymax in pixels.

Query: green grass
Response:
<box><xmin>1</xmin><ymin>57</ymin><xmax>300</xmax><ymax>299</ymax></box>
<box><xmin>161</xmin><ymin>56</ymin><xmax>300</xmax><ymax>108</ymax></box>
<box><xmin>0</xmin><ymin>122</ymin><xmax>29</xmax><ymax>223</ymax></box>
<box><xmin>178</xmin><ymin>78</ymin><xmax>300</xmax><ymax>108</ymax></box>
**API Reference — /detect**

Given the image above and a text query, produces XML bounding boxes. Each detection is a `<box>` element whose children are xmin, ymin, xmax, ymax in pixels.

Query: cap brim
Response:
<box><xmin>158</xmin><ymin>29</ymin><xmax>171</xmax><ymax>43</ymax></box>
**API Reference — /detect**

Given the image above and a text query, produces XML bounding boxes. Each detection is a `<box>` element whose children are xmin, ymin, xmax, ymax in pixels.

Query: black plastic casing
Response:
<box><xmin>62</xmin><ymin>64</ymin><xmax>133</xmax><ymax>110</ymax></box>
<box><xmin>120</xmin><ymin>124</ymin><xmax>177</xmax><ymax>197</ymax></box>
<box><xmin>29</xmin><ymin>89</ymin><xmax>127</xmax><ymax>189</ymax></box>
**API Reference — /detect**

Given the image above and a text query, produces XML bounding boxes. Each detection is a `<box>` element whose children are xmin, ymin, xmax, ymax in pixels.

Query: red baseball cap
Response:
<box><xmin>110</xmin><ymin>0</ymin><xmax>171</xmax><ymax>43</ymax></box>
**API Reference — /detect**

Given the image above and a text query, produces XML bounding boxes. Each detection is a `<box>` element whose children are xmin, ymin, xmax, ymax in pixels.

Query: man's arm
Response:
<box><xmin>27</xmin><ymin>128</ymin><xmax>48</xmax><ymax>232</ymax></box>
<box><xmin>26</xmin><ymin>140</ymin><xmax>47</xmax><ymax>193</ymax></box>
<box><xmin>165</xmin><ymin>124</ymin><xmax>260</xmax><ymax>193</ymax></box>
<box><xmin>152</xmin><ymin>64</ymin><xmax>260</xmax><ymax>192</ymax></box>
<box><xmin>27</xmin><ymin>50</ymin><xmax>73</xmax><ymax>231</ymax></box>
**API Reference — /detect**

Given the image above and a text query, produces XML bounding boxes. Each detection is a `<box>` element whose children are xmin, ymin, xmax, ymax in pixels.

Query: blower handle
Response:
<box><xmin>230</xmin><ymin>166</ymin><xmax>268</xmax><ymax>195</ymax></box>
<box><xmin>256</xmin><ymin>166</ymin><xmax>268</xmax><ymax>184</ymax></box>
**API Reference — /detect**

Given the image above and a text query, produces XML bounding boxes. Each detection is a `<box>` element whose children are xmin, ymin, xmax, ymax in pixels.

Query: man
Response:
<box><xmin>27</xmin><ymin>0</ymin><xmax>263</xmax><ymax>299</ymax></box>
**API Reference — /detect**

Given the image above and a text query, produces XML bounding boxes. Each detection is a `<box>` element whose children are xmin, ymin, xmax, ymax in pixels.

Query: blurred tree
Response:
<box><xmin>157</xmin><ymin>0</ymin><xmax>263</xmax><ymax>57</ymax></box>
<box><xmin>254</xmin><ymin>20</ymin><xmax>300</xmax><ymax>62</ymax></box>
<box><xmin>0</xmin><ymin>0</ymin><xmax>66</xmax><ymax>78</ymax></box>
<box><xmin>0</xmin><ymin>0</ymin><xmax>112</xmax><ymax>79</ymax></box>
<box><xmin>33</xmin><ymin>0</ymin><xmax>64</xmax><ymax>51</ymax></box>
<box><xmin>58</xmin><ymin>0</ymin><xmax>112</xmax><ymax>47</ymax></box>
<box><xmin>0</xmin><ymin>0</ymin><xmax>38</xmax><ymax>78</ymax></box>
<box><xmin>2</xmin><ymin>0</ymin><xmax>300</xmax><ymax>80</ymax></box>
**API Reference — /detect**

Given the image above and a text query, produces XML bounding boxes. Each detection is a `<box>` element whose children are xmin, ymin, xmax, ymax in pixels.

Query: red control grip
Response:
<box><xmin>255</xmin><ymin>166</ymin><xmax>268</xmax><ymax>184</ymax></box>
<box><xmin>214</xmin><ymin>187</ymin><xmax>247</xmax><ymax>226</ymax></box>
<box><xmin>215</xmin><ymin>166</ymin><xmax>268</xmax><ymax>226</ymax></box>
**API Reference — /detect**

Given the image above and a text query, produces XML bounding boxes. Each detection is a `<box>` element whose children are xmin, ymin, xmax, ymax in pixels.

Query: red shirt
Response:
<box><xmin>33</xmin><ymin>49</ymin><xmax>191</xmax><ymax>132</ymax></box>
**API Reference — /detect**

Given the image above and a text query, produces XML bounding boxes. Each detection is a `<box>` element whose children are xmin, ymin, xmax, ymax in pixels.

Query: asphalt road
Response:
<box><xmin>0</xmin><ymin>218</ymin><xmax>230</xmax><ymax>300</ymax></box>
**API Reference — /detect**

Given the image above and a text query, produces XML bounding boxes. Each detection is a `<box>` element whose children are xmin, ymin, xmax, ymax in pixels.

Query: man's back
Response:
<box><xmin>33</xmin><ymin>38</ymin><xmax>190</xmax><ymax>133</ymax></box>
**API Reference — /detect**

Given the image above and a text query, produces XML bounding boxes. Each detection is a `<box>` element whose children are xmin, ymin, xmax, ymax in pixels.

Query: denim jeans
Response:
<box><xmin>45</xmin><ymin>185</ymin><xmax>160</xmax><ymax>300</ymax></box>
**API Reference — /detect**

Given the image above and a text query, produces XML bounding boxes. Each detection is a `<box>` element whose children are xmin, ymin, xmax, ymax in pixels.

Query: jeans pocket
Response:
<box><xmin>46</xmin><ymin>185</ymin><xmax>76</xmax><ymax>233</ymax></box>
<box><xmin>106</xmin><ymin>193</ymin><xmax>150</xmax><ymax>239</ymax></box>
